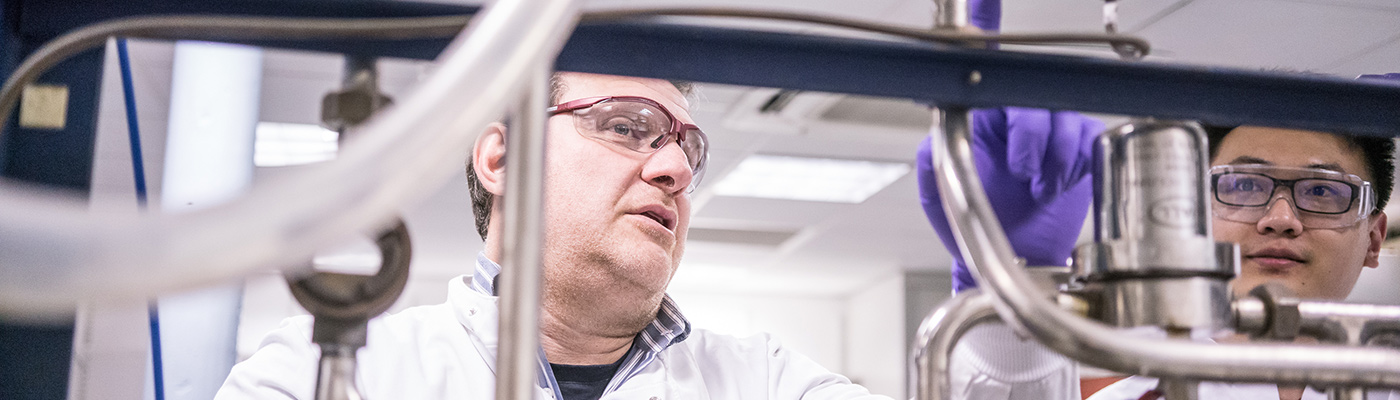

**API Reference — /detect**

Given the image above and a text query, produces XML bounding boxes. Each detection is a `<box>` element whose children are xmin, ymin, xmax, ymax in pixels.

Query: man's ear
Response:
<box><xmin>1364</xmin><ymin>212</ymin><xmax>1388</xmax><ymax>268</ymax></box>
<box><xmin>473</xmin><ymin>122</ymin><xmax>508</xmax><ymax>196</ymax></box>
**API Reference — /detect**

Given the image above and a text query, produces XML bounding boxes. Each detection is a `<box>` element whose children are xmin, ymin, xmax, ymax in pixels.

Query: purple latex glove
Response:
<box><xmin>968</xmin><ymin>0</ymin><xmax>1001</xmax><ymax>31</ymax></box>
<box><xmin>917</xmin><ymin>108</ymin><xmax>1102</xmax><ymax>292</ymax></box>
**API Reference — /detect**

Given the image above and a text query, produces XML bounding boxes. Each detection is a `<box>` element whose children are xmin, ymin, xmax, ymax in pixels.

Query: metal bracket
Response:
<box><xmin>287</xmin><ymin>220</ymin><xmax>411</xmax><ymax>400</ymax></box>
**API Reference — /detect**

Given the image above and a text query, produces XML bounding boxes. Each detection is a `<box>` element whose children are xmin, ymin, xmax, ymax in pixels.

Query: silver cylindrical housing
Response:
<box><xmin>1099</xmin><ymin>277</ymin><xmax>1231</xmax><ymax>329</ymax></box>
<box><xmin>1075</xmin><ymin>120</ymin><xmax>1237</xmax><ymax>331</ymax></box>
<box><xmin>1096</xmin><ymin>120</ymin><xmax>1210</xmax><ymax>243</ymax></box>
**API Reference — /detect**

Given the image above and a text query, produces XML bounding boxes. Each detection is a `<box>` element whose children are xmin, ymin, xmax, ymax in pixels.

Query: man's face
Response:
<box><xmin>1212</xmin><ymin>127</ymin><xmax>1385</xmax><ymax>300</ymax></box>
<box><xmin>541</xmin><ymin>73</ymin><xmax>695</xmax><ymax>304</ymax></box>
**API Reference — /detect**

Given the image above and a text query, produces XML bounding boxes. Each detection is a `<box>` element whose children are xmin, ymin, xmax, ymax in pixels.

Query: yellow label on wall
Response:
<box><xmin>19</xmin><ymin>84</ymin><xmax>69</xmax><ymax>130</ymax></box>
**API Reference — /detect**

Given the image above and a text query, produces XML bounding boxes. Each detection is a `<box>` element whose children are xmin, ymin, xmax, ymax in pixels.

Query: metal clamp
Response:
<box><xmin>287</xmin><ymin>220</ymin><xmax>412</xmax><ymax>400</ymax></box>
<box><xmin>322</xmin><ymin>56</ymin><xmax>394</xmax><ymax>133</ymax></box>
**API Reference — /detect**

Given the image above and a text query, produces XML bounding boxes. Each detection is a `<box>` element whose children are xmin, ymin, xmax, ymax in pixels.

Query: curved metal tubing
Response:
<box><xmin>0</xmin><ymin>0</ymin><xmax>580</xmax><ymax>318</ymax></box>
<box><xmin>929</xmin><ymin>108</ymin><xmax>1400</xmax><ymax>388</ymax></box>
<box><xmin>911</xmin><ymin>289</ymin><xmax>998</xmax><ymax>400</ymax></box>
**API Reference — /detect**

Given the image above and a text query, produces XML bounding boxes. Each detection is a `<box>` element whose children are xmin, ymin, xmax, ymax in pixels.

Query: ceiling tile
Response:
<box><xmin>1132</xmin><ymin>0</ymin><xmax>1400</xmax><ymax>71</ymax></box>
<box><xmin>1323</xmin><ymin>33</ymin><xmax>1400</xmax><ymax>78</ymax></box>
<box><xmin>1280</xmin><ymin>0</ymin><xmax>1400</xmax><ymax>12</ymax></box>
<box><xmin>695</xmin><ymin>194</ymin><xmax>852</xmax><ymax>226</ymax></box>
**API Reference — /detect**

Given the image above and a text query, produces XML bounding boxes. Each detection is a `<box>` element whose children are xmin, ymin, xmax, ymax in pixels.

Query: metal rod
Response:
<box><xmin>1329</xmin><ymin>386</ymin><xmax>1367</xmax><ymax>400</ymax></box>
<box><xmin>1157</xmin><ymin>378</ymin><xmax>1199</xmax><ymax>400</ymax></box>
<box><xmin>929</xmin><ymin>79</ymin><xmax>1400</xmax><ymax>388</ymax></box>
<box><xmin>915</xmin><ymin>7</ymin><xmax>985</xmax><ymax>398</ymax></box>
<box><xmin>496</xmin><ymin>59</ymin><xmax>551</xmax><ymax>400</ymax></box>
<box><xmin>314</xmin><ymin>345</ymin><xmax>364</xmax><ymax>400</ymax></box>
<box><xmin>1237</xmin><ymin>295</ymin><xmax>1400</xmax><ymax>346</ymax></box>
<box><xmin>1158</xmin><ymin>330</ymin><xmax>1199</xmax><ymax>400</ymax></box>
<box><xmin>934</xmin><ymin>0</ymin><xmax>968</xmax><ymax>30</ymax></box>
<box><xmin>1299</xmin><ymin>303</ymin><xmax>1400</xmax><ymax>325</ymax></box>
<box><xmin>912</xmin><ymin>289</ymin><xmax>998</xmax><ymax>400</ymax></box>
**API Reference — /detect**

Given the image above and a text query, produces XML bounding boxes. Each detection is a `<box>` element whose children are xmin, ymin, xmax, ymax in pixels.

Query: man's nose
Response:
<box><xmin>641</xmin><ymin>139</ymin><xmax>694</xmax><ymax>194</ymax></box>
<box><xmin>1256</xmin><ymin>191</ymin><xmax>1304</xmax><ymax>236</ymax></box>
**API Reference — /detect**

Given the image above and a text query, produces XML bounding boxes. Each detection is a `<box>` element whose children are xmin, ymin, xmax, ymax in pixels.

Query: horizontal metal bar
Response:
<box><xmin>558</xmin><ymin>22</ymin><xmax>1400</xmax><ymax>137</ymax></box>
<box><xmin>17</xmin><ymin>0</ymin><xmax>478</xmax><ymax>39</ymax></box>
<box><xmin>15</xmin><ymin>2</ymin><xmax>1400</xmax><ymax>136</ymax></box>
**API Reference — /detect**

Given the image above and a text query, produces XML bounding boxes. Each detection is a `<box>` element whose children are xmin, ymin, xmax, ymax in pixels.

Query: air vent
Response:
<box><xmin>759</xmin><ymin>90</ymin><xmax>803</xmax><ymax>113</ymax></box>
<box><xmin>818</xmin><ymin>95</ymin><xmax>932</xmax><ymax>129</ymax></box>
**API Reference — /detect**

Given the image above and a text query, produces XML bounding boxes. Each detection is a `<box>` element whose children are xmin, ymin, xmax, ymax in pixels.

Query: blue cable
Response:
<box><xmin>116</xmin><ymin>37</ymin><xmax>164</xmax><ymax>400</ymax></box>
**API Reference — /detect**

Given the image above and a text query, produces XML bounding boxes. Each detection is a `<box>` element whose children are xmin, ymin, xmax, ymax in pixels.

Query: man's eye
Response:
<box><xmin>1303</xmin><ymin>185</ymin><xmax>1339</xmax><ymax>197</ymax></box>
<box><xmin>608</xmin><ymin>123</ymin><xmax>632</xmax><ymax>136</ymax></box>
<box><xmin>1232</xmin><ymin>180</ymin><xmax>1262</xmax><ymax>191</ymax></box>
<box><xmin>601</xmin><ymin>117</ymin><xmax>647</xmax><ymax>138</ymax></box>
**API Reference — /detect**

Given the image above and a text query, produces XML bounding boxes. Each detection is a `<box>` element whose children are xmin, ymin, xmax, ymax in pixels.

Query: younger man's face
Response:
<box><xmin>1211</xmin><ymin>127</ymin><xmax>1386</xmax><ymax>301</ymax></box>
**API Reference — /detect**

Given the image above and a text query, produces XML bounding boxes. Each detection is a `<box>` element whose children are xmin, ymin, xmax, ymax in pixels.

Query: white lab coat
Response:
<box><xmin>215</xmin><ymin>275</ymin><xmax>888</xmax><ymax>400</ymax></box>
<box><xmin>1087</xmin><ymin>375</ymin><xmax>1400</xmax><ymax>400</ymax></box>
<box><xmin>950</xmin><ymin>323</ymin><xmax>1079</xmax><ymax>400</ymax></box>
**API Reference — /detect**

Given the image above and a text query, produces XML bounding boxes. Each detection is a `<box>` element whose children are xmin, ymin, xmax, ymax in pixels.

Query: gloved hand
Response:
<box><xmin>969</xmin><ymin>0</ymin><xmax>1001</xmax><ymax>32</ymax></box>
<box><xmin>916</xmin><ymin>108</ymin><xmax>1101</xmax><ymax>292</ymax></box>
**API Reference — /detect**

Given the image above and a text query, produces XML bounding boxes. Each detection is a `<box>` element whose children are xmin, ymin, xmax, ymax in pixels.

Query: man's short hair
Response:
<box><xmin>1204</xmin><ymin>124</ymin><xmax>1396</xmax><ymax>212</ymax></box>
<box><xmin>464</xmin><ymin>75</ymin><xmax>695</xmax><ymax>240</ymax></box>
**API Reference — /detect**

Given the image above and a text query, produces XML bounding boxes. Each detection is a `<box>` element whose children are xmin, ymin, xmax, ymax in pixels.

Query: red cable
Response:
<box><xmin>1137</xmin><ymin>389</ymin><xmax>1162</xmax><ymax>400</ymax></box>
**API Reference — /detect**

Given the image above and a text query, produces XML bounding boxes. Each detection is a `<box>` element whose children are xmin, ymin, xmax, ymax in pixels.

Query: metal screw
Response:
<box><xmin>968</xmin><ymin>70</ymin><xmax>982</xmax><ymax>85</ymax></box>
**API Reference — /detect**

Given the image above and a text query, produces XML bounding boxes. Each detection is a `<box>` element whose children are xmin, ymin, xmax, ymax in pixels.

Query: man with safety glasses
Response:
<box><xmin>1085</xmin><ymin>125</ymin><xmax>1396</xmax><ymax>399</ymax></box>
<box><xmin>1206</xmin><ymin>125</ymin><xmax>1391</xmax><ymax>303</ymax></box>
<box><xmin>917</xmin><ymin>117</ymin><xmax>1397</xmax><ymax>400</ymax></box>
<box><xmin>217</xmin><ymin>72</ymin><xmax>887</xmax><ymax>400</ymax></box>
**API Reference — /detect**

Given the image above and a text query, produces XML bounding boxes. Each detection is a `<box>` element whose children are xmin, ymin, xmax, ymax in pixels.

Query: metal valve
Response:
<box><xmin>1072</xmin><ymin>119</ymin><xmax>1239</xmax><ymax>332</ymax></box>
<box><xmin>287</xmin><ymin>220</ymin><xmax>412</xmax><ymax>400</ymax></box>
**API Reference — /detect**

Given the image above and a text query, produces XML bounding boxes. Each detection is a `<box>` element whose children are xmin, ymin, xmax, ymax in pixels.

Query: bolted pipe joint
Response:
<box><xmin>1240</xmin><ymin>282</ymin><xmax>1303</xmax><ymax>341</ymax></box>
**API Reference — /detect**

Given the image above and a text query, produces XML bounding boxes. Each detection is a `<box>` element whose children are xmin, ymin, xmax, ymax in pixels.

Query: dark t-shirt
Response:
<box><xmin>550</xmin><ymin>357</ymin><xmax>625</xmax><ymax>400</ymax></box>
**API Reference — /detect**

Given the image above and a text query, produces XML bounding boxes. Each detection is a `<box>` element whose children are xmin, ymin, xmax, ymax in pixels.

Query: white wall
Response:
<box><xmin>665</xmin><ymin>290</ymin><xmax>847</xmax><ymax>373</ymax></box>
<box><xmin>844</xmin><ymin>273</ymin><xmax>907</xmax><ymax>398</ymax></box>
<box><xmin>1348</xmin><ymin>250</ymin><xmax>1400</xmax><ymax>305</ymax></box>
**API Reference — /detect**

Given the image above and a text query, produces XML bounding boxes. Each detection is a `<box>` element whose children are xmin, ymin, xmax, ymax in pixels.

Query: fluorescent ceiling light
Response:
<box><xmin>712</xmin><ymin>154</ymin><xmax>910</xmax><ymax>203</ymax></box>
<box><xmin>254</xmin><ymin>122</ymin><xmax>339</xmax><ymax>167</ymax></box>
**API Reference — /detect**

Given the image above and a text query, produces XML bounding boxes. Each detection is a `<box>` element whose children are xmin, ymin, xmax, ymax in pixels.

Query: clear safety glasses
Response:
<box><xmin>1210</xmin><ymin>165</ymin><xmax>1376</xmax><ymax>229</ymax></box>
<box><xmin>547</xmin><ymin>96</ymin><xmax>709</xmax><ymax>193</ymax></box>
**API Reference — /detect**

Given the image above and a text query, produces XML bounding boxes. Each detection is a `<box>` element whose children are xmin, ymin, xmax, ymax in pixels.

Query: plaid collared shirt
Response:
<box><xmin>472</xmin><ymin>253</ymin><xmax>692</xmax><ymax>396</ymax></box>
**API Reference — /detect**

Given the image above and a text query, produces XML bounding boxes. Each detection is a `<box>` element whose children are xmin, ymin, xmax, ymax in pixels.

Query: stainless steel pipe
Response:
<box><xmin>496</xmin><ymin>61</ymin><xmax>552</xmax><ymax>400</ymax></box>
<box><xmin>1236</xmin><ymin>296</ymin><xmax>1400</xmax><ymax>346</ymax></box>
<box><xmin>911</xmin><ymin>290</ymin><xmax>999</xmax><ymax>400</ymax></box>
<box><xmin>933</xmin><ymin>0</ymin><xmax>968</xmax><ymax>31</ymax></box>
<box><xmin>314</xmin><ymin>346</ymin><xmax>364</xmax><ymax>400</ymax></box>
<box><xmin>1299</xmin><ymin>302</ymin><xmax>1400</xmax><ymax>346</ymax></box>
<box><xmin>928</xmin><ymin>97</ymin><xmax>1400</xmax><ymax>388</ymax></box>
